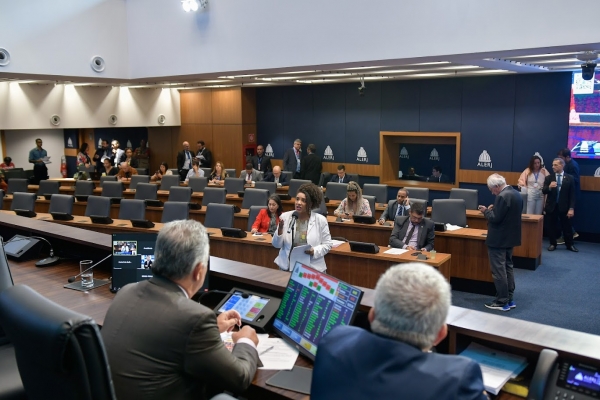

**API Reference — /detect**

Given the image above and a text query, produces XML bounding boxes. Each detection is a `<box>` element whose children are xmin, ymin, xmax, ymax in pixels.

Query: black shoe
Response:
<box><xmin>548</xmin><ymin>245</ymin><xmax>556</xmax><ymax>251</ymax></box>
<box><xmin>484</xmin><ymin>302</ymin><xmax>510</xmax><ymax>311</ymax></box>
<box><xmin>567</xmin><ymin>246</ymin><xmax>579</xmax><ymax>252</ymax></box>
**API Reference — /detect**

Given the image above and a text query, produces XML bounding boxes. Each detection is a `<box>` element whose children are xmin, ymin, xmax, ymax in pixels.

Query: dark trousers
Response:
<box><xmin>32</xmin><ymin>164</ymin><xmax>48</xmax><ymax>185</ymax></box>
<box><xmin>546</xmin><ymin>208</ymin><xmax>574</xmax><ymax>247</ymax></box>
<box><xmin>179</xmin><ymin>169</ymin><xmax>189</xmax><ymax>181</ymax></box>
<box><xmin>487</xmin><ymin>246</ymin><xmax>515</xmax><ymax>305</ymax></box>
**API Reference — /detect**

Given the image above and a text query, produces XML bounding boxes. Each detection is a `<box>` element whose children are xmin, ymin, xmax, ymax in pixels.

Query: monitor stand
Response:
<box><xmin>266</xmin><ymin>366</ymin><xmax>312</xmax><ymax>395</ymax></box>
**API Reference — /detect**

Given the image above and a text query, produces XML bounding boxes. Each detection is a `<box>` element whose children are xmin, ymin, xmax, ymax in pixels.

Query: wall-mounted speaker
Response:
<box><xmin>50</xmin><ymin>114</ymin><xmax>61</xmax><ymax>126</ymax></box>
<box><xmin>0</xmin><ymin>48</ymin><xmax>10</xmax><ymax>66</ymax></box>
<box><xmin>90</xmin><ymin>55</ymin><xmax>105</xmax><ymax>73</ymax></box>
<box><xmin>109</xmin><ymin>114</ymin><xmax>118</xmax><ymax>125</ymax></box>
<box><xmin>157</xmin><ymin>114</ymin><xmax>166</xmax><ymax>125</ymax></box>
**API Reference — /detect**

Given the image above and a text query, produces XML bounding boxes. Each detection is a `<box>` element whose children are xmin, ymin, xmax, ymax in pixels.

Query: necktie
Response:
<box><xmin>557</xmin><ymin>174</ymin><xmax>562</xmax><ymax>200</ymax></box>
<box><xmin>404</xmin><ymin>223</ymin><xmax>416</xmax><ymax>246</ymax></box>
<box><xmin>396</xmin><ymin>205</ymin><xmax>403</xmax><ymax>216</ymax></box>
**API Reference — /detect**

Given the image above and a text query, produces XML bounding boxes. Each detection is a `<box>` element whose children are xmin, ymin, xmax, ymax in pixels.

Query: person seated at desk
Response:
<box><xmin>330</xmin><ymin>164</ymin><xmax>350</xmax><ymax>183</ymax></box>
<box><xmin>150</xmin><ymin>162</ymin><xmax>173</xmax><ymax>182</ymax></box>
<box><xmin>272</xmin><ymin>183</ymin><xmax>332</xmax><ymax>272</ymax></box>
<box><xmin>263</xmin><ymin>166</ymin><xmax>288</xmax><ymax>186</ymax></box>
<box><xmin>0</xmin><ymin>156</ymin><xmax>15</xmax><ymax>169</ymax></box>
<box><xmin>389</xmin><ymin>202</ymin><xmax>434</xmax><ymax>251</ymax></box>
<box><xmin>124</xmin><ymin>147</ymin><xmax>139</xmax><ymax>168</ymax></box>
<box><xmin>185</xmin><ymin>159</ymin><xmax>205</xmax><ymax>182</ymax></box>
<box><xmin>311</xmin><ymin>263</ymin><xmax>488</xmax><ymax>400</ymax></box>
<box><xmin>378</xmin><ymin>188</ymin><xmax>411</xmax><ymax>224</ymax></box>
<box><xmin>239</xmin><ymin>163</ymin><xmax>262</xmax><ymax>184</ymax></box>
<box><xmin>102</xmin><ymin>220</ymin><xmax>260</xmax><ymax>400</ymax></box>
<box><xmin>0</xmin><ymin>171</ymin><xmax>7</xmax><ymax>192</ymax></box>
<box><xmin>103</xmin><ymin>158</ymin><xmax>118</xmax><ymax>176</ymax></box>
<box><xmin>251</xmin><ymin>194</ymin><xmax>283</xmax><ymax>234</ymax></box>
<box><xmin>116</xmin><ymin>161</ymin><xmax>138</xmax><ymax>182</ymax></box>
<box><xmin>427</xmin><ymin>165</ymin><xmax>450</xmax><ymax>183</ymax></box>
<box><xmin>333</xmin><ymin>181</ymin><xmax>372</xmax><ymax>218</ymax></box>
<box><xmin>209</xmin><ymin>161</ymin><xmax>229</xmax><ymax>185</ymax></box>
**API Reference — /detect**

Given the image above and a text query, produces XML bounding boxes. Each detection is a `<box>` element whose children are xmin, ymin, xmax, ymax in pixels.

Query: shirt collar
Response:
<box><xmin>175</xmin><ymin>284</ymin><xmax>189</xmax><ymax>298</ymax></box>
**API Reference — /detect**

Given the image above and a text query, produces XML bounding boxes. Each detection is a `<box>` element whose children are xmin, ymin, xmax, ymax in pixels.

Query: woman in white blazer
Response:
<box><xmin>272</xmin><ymin>183</ymin><xmax>332</xmax><ymax>272</ymax></box>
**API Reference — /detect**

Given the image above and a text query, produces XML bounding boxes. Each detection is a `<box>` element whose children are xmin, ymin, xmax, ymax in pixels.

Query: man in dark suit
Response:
<box><xmin>311</xmin><ymin>263</ymin><xmax>487</xmax><ymax>400</ymax></box>
<box><xmin>196</xmin><ymin>140</ymin><xmax>212</xmax><ymax>169</ymax></box>
<box><xmin>478</xmin><ymin>173</ymin><xmax>523</xmax><ymax>311</ymax></box>
<box><xmin>93</xmin><ymin>139</ymin><xmax>111</xmax><ymax>172</ymax></box>
<box><xmin>427</xmin><ymin>165</ymin><xmax>450</xmax><ymax>183</ymax></box>
<box><xmin>378</xmin><ymin>188</ymin><xmax>410</xmax><ymax>224</ymax></box>
<box><xmin>389</xmin><ymin>202</ymin><xmax>434</xmax><ymax>251</ymax></box>
<box><xmin>300</xmin><ymin>143</ymin><xmax>322</xmax><ymax>185</ymax></box>
<box><xmin>251</xmin><ymin>144</ymin><xmax>272</xmax><ymax>173</ymax></box>
<box><xmin>239</xmin><ymin>163</ymin><xmax>263</xmax><ymax>182</ymax></box>
<box><xmin>264</xmin><ymin>166</ymin><xmax>289</xmax><ymax>186</ymax></box>
<box><xmin>543</xmin><ymin>158</ymin><xmax>577</xmax><ymax>252</ymax></box>
<box><xmin>102</xmin><ymin>220</ymin><xmax>260</xmax><ymax>399</ymax></box>
<box><xmin>109</xmin><ymin>140</ymin><xmax>126</xmax><ymax>168</ymax></box>
<box><xmin>329</xmin><ymin>165</ymin><xmax>350</xmax><ymax>183</ymax></box>
<box><xmin>176</xmin><ymin>141</ymin><xmax>193</xmax><ymax>181</ymax></box>
<box><xmin>282</xmin><ymin>139</ymin><xmax>302</xmax><ymax>178</ymax></box>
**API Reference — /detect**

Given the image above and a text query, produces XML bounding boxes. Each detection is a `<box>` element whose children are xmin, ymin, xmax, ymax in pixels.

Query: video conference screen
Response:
<box><xmin>111</xmin><ymin>233</ymin><xmax>157</xmax><ymax>292</ymax></box>
<box><xmin>272</xmin><ymin>262</ymin><xmax>363</xmax><ymax>361</ymax></box>
<box><xmin>568</xmin><ymin>71</ymin><xmax>600</xmax><ymax>159</ymax></box>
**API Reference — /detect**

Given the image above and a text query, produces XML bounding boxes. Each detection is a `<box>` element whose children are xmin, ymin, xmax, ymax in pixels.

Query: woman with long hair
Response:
<box><xmin>150</xmin><ymin>162</ymin><xmax>173</xmax><ymax>182</ymax></box>
<box><xmin>209</xmin><ymin>161</ymin><xmax>229</xmax><ymax>185</ymax></box>
<box><xmin>77</xmin><ymin>143</ymin><xmax>91</xmax><ymax>168</ymax></box>
<box><xmin>333</xmin><ymin>181</ymin><xmax>372</xmax><ymax>217</ymax></box>
<box><xmin>518</xmin><ymin>155</ymin><xmax>549</xmax><ymax>214</ymax></box>
<box><xmin>251</xmin><ymin>194</ymin><xmax>283</xmax><ymax>234</ymax></box>
<box><xmin>272</xmin><ymin>183</ymin><xmax>332</xmax><ymax>272</ymax></box>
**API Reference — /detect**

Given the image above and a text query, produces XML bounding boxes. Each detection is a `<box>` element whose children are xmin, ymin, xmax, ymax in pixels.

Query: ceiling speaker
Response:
<box><xmin>50</xmin><ymin>114</ymin><xmax>61</xmax><ymax>126</ymax></box>
<box><xmin>109</xmin><ymin>114</ymin><xmax>118</xmax><ymax>125</ymax></box>
<box><xmin>90</xmin><ymin>56</ymin><xmax>105</xmax><ymax>73</ymax></box>
<box><xmin>157</xmin><ymin>114</ymin><xmax>166</xmax><ymax>125</ymax></box>
<box><xmin>0</xmin><ymin>48</ymin><xmax>10</xmax><ymax>66</ymax></box>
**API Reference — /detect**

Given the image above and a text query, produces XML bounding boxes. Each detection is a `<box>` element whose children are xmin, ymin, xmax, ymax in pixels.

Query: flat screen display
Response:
<box><xmin>272</xmin><ymin>262</ymin><xmax>363</xmax><ymax>361</ymax></box>
<box><xmin>111</xmin><ymin>233</ymin><xmax>157</xmax><ymax>292</ymax></box>
<box><xmin>568</xmin><ymin>71</ymin><xmax>600</xmax><ymax>159</ymax></box>
<box><xmin>558</xmin><ymin>361</ymin><xmax>600</xmax><ymax>395</ymax></box>
<box><xmin>217</xmin><ymin>291</ymin><xmax>270</xmax><ymax>322</ymax></box>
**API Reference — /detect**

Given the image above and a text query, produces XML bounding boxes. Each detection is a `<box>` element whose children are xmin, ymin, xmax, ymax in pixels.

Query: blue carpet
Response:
<box><xmin>451</xmin><ymin>239</ymin><xmax>600</xmax><ymax>335</ymax></box>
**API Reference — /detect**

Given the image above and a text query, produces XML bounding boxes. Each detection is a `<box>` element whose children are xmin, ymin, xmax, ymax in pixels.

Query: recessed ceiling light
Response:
<box><xmin>405</xmin><ymin>61</ymin><xmax>451</xmax><ymax>66</ymax></box>
<box><xmin>218</xmin><ymin>74</ymin><xmax>262</xmax><ymax>79</ymax></box>
<box><xmin>375</xmin><ymin>69</ymin><xmax>417</xmax><ymax>74</ymax></box>
<box><xmin>508</xmin><ymin>52</ymin><xmax>578</xmax><ymax>59</ymax></box>
<box><xmin>341</xmin><ymin>66</ymin><xmax>386</xmax><ymax>71</ymax></box>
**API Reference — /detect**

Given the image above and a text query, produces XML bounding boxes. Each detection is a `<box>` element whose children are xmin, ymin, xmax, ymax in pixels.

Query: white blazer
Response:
<box><xmin>272</xmin><ymin>210</ymin><xmax>333</xmax><ymax>272</ymax></box>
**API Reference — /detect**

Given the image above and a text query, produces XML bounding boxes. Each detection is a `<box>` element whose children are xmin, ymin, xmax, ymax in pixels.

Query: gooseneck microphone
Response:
<box><xmin>287</xmin><ymin>211</ymin><xmax>299</xmax><ymax>234</ymax></box>
<box><xmin>286</xmin><ymin>211</ymin><xmax>300</xmax><ymax>269</ymax></box>
<box><xmin>3</xmin><ymin>235</ymin><xmax>60</xmax><ymax>267</ymax></box>
<box><xmin>67</xmin><ymin>254</ymin><xmax>113</xmax><ymax>283</ymax></box>
<box><xmin>197</xmin><ymin>289</ymin><xmax>250</xmax><ymax>303</ymax></box>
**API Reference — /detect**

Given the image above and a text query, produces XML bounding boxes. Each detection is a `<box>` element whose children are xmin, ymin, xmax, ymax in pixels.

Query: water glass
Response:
<box><xmin>429</xmin><ymin>250</ymin><xmax>437</xmax><ymax>260</ymax></box>
<box><xmin>80</xmin><ymin>260</ymin><xmax>93</xmax><ymax>288</ymax></box>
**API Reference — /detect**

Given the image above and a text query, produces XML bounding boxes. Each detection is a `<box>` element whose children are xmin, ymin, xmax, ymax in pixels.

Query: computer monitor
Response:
<box><xmin>272</xmin><ymin>262</ymin><xmax>363</xmax><ymax>361</ymax></box>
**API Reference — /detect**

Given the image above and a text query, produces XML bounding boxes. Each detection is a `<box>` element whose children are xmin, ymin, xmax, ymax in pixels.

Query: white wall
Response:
<box><xmin>0</xmin><ymin>83</ymin><xmax>181</xmax><ymax>130</ymax></box>
<box><xmin>4</xmin><ymin>130</ymin><xmax>65</xmax><ymax>178</ymax></box>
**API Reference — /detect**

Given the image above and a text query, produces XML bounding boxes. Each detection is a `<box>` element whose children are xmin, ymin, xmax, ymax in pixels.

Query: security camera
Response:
<box><xmin>358</xmin><ymin>77</ymin><xmax>366</xmax><ymax>96</ymax></box>
<box><xmin>581</xmin><ymin>63</ymin><xmax>596</xmax><ymax>81</ymax></box>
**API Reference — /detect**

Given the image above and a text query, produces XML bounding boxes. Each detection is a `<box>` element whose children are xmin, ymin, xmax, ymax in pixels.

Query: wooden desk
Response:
<box><xmin>3</xmin><ymin>213</ymin><xmax>600</xmax><ymax>400</ymax></box>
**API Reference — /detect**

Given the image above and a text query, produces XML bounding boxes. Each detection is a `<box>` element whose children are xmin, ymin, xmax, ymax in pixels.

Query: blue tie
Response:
<box><xmin>556</xmin><ymin>174</ymin><xmax>562</xmax><ymax>200</ymax></box>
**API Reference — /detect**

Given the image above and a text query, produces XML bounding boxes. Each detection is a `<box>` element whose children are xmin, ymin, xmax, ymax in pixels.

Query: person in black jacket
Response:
<box><xmin>478</xmin><ymin>173</ymin><xmax>522</xmax><ymax>311</ymax></box>
<box><xmin>543</xmin><ymin>158</ymin><xmax>577</xmax><ymax>253</ymax></box>
<box><xmin>251</xmin><ymin>145</ymin><xmax>272</xmax><ymax>174</ymax></box>
<box><xmin>300</xmin><ymin>144</ymin><xmax>322</xmax><ymax>185</ymax></box>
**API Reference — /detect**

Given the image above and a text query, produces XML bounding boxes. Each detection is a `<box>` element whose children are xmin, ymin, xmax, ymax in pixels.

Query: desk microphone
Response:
<box><xmin>67</xmin><ymin>254</ymin><xmax>112</xmax><ymax>283</ymax></box>
<box><xmin>3</xmin><ymin>235</ymin><xmax>60</xmax><ymax>267</ymax></box>
<box><xmin>196</xmin><ymin>289</ymin><xmax>250</xmax><ymax>303</ymax></box>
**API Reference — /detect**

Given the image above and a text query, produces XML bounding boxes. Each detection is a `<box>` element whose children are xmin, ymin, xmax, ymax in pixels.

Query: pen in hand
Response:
<box><xmin>259</xmin><ymin>346</ymin><xmax>274</xmax><ymax>356</ymax></box>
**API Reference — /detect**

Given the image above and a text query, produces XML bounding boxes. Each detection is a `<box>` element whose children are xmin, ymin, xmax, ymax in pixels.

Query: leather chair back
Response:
<box><xmin>242</xmin><ymin>188</ymin><xmax>270</xmax><ymax>209</ymax></box>
<box><xmin>7</xmin><ymin>179</ymin><xmax>28</xmax><ymax>194</ymax></box>
<box><xmin>101</xmin><ymin>182</ymin><xmax>124</xmax><ymax>199</ymax></box>
<box><xmin>159</xmin><ymin>175</ymin><xmax>180</xmax><ymax>191</ymax></box>
<box><xmin>247</xmin><ymin>205</ymin><xmax>267</xmax><ymax>231</ymax></box>
<box><xmin>200</xmin><ymin>168</ymin><xmax>212</xmax><ymax>177</ymax></box>
<box><xmin>288</xmin><ymin>179</ymin><xmax>311</xmax><ymax>197</ymax></box>
<box><xmin>224</xmin><ymin>178</ymin><xmax>245</xmax><ymax>195</ymax></box>
<box><xmin>100</xmin><ymin>176</ymin><xmax>117</xmax><ymax>185</ymax></box>
<box><xmin>224</xmin><ymin>169</ymin><xmax>236</xmax><ymax>178</ymax></box>
<box><xmin>362</xmin><ymin>195</ymin><xmax>376</xmax><ymax>217</ymax></box>
<box><xmin>407</xmin><ymin>187</ymin><xmax>429</xmax><ymax>203</ymax></box>
<box><xmin>161</xmin><ymin>202</ymin><xmax>190</xmax><ymax>223</ymax></box>
<box><xmin>118</xmin><ymin>199</ymin><xmax>146</xmax><ymax>220</ymax></box>
<box><xmin>254</xmin><ymin>181</ymin><xmax>275</xmax><ymax>195</ymax></box>
<box><xmin>449</xmin><ymin>188</ymin><xmax>479</xmax><ymax>210</ymax></box>
<box><xmin>134</xmin><ymin>183</ymin><xmax>158</xmax><ymax>201</ymax></box>
<box><xmin>129</xmin><ymin>175</ymin><xmax>149</xmax><ymax>190</ymax></box>
<box><xmin>85</xmin><ymin>196</ymin><xmax>112</xmax><ymax>217</ymax></box>
<box><xmin>75</xmin><ymin>181</ymin><xmax>95</xmax><ymax>196</ymax></box>
<box><xmin>49</xmin><ymin>194</ymin><xmax>75</xmax><ymax>215</ymax></box>
<box><xmin>431</xmin><ymin>199</ymin><xmax>467</xmax><ymax>227</ymax></box>
<box><xmin>325</xmin><ymin>182</ymin><xmax>348</xmax><ymax>201</ymax></box>
<box><xmin>168</xmin><ymin>186</ymin><xmax>192</xmax><ymax>203</ymax></box>
<box><xmin>36</xmin><ymin>180</ymin><xmax>60</xmax><ymax>196</ymax></box>
<box><xmin>204</xmin><ymin>204</ymin><xmax>235</xmax><ymax>229</ymax></box>
<box><xmin>188</xmin><ymin>177</ymin><xmax>208</xmax><ymax>193</ymax></box>
<box><xmin>318</xmin><ymin>172</ymin><xmax>332</xmax><ymax>187</ymax></box>
<box><xmin>363</xmin><ymin>184</ymin><xmax>388</xmax><ymax>204</ymax></box>
<box><xmin>10</xmin><ymin>193</ymin><xmax>36</xmax><ymax>212</ymax></box>
<box><xmin>202</xmin><ymin>188</ymin><xmax>226</xmax><ymax>207</ymax></box>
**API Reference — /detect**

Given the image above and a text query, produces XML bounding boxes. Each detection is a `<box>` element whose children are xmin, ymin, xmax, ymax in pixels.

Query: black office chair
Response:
<box><xmin>168</xmin><ymin>186</ymin><xmax>192</xmax><ymax>203</ymax></box>
<box><xmin>7</xmin><ymin>179</ymin><xmax>28</xmax><ymax>194</ymax></box>
<box><xmin>188</xmin><ymin>177</ymin><xmax>208</xmax><ymax>193</ymax></box>
<box><xmin>362</xmin><ymin>195</ymin><xmax>376</xmax><ymax>217</ymax></box>
<box><xmin>101</xmin><ymin>182</ymin><xmax>124</xmax><ymax>202</ymax></box>
<box><xmin>4</xmin><ymin>169</ymin><xmax>27</xmax><ymax>182</ymax></box>
<box><xmin>224</xmin><ymin>178</ymin><xmax>245</xmax><ymax>195</ymax></box>
<box><xmin>318</xmin><ymin>172</ymin><xmax>332</xmax><ymax>187</ymax></box>
<box><xmin>74</xmin><ymin>181</ymin><xmax>95</xmax><ymax>201</ymax></box>
<box><xmin>254</xmin><ymin>181</ymin><xmax>275</xmax><ymax>195</ymax></box>
<box><xmin>99</xmin><ymin>176</ymin><xmax>117</xmax><ymax>186</ymax></box>
<box><xmin>431</xmin><ymin>199</ymin><xmax>467</xmax><ymax>227</ymax></box>
<box><xmin>10</xmin><ymin>193</ymin><xmax>36</xmax><ymax>212</ymax></box>
<box><xmin>160</xmin><ymin>175</ymin><xmax>180</xmax><ymax>191</ymax></box>
<box><xmin>247</xmin><ymin>206</ymin><xmax>267</xmax><ymax>231</ymax></box>
<box><xmin>134</xmin><ymin>183</ymin><xmax>159</xmax><ymax>201</ymax></box>
<box><xmin>48</xmin><ymin>194</ymin><xmax>75</xmax><ymax>217</ymax></box>
<box><xmin>0</xmin><ymin>190</ymin><xmax>4</xmax><ymax>208</ymax></box>
<box><xmin>449</xmin><ymin>188</ymin><xmax>479</xmax><ymax>210</ymax></box>
<box><xmin>161</xmin><ymin>201</ymin><xmax>190</xmax><ymax>223</ymax></box>
<box><xmin>325</xmin><ymin>182</ymin><xmax>348</xmax><ymax>201</ymax></box>
<box><xmin>408</xmin><ymin>187</ymin><xmax>429</xmax><ymax>204</ymax></box>
<box><xmin>313</xmin><ymin>197</ymin><xmax>328</xmax><ymax>217</ymax></box>
<box><xmin>363</xmin><ymin>184</ymin><xmax>388</xmax><ymax>204</ymax></box>
<box><xmin>129</xmin><ymin>175</ymin><xmax>149</xmax><ymax>190</ymax></box>
<box><xmin>202</xmin><ymin>188</ymin><xmax>226</xmax><ymax>207</ymax></box>
<box><xmin>0</xmin><ymin>238</ymin><xmax>26</xmax><ymax>400</ymax></box>
<box><xmin>224</xmin><ymin>168</ymin><xmax>236</xmax><ymax>178</ymax></box>
<box><xmin>204</xmin><ymin>204</ymin><xmax>235</xmax><ymax>229</ymax></box>
<box><xmin>242</xmin><ymin>189</ymin><xmax>269</xmax><ymax>209</ymax></box>
<box><xmin>118</xmin><ymin>199</ymin><xmax>146</xmax><ymax>220</ymax></box>
<box><xmin>85</xmin><ymin>196</ymin><xmax>112</xmax><ymax>218</ymax></box>
<box><xmin>200</xmin><ymin>168</ymin><xmax>212</xmax><ymax>177</ymax></box>
<box><xmin>36</xmin><ymin>180</ymin><xmax>60</xmax><ymax>197</ymax></box>
<box><xmin>0</xmin><ymin>285</ymin><xmax>116</xmax><ymax>400</ymax></box>
<box><xmin>288</xmin><ymin>179</ymin><xmax>311</xmax><ymax>197</ymax></box>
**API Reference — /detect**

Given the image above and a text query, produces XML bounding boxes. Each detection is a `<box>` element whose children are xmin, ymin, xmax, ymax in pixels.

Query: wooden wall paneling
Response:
<box><xmin>180</xmin><ymin>90</ymin><xmax>213</xmax><ymax>125</ymax></box>
<box><xmin>148</xmin><ymin>126</ymin><xmax>180</xmax><ymax>173</ymax></box>
<box><xmin>212</xmin><ymin>125</ymin><xmax>243</xmax><ymax>171</ymax></box>
<box><xmin>212</xmin><ymin>88</ymin><xmax>242</xmax><ymax>125</ymax></box>
<box><xmin>458</xmin><ymin>170</ymin><xmax>521</xmax><ymax>185</ymax></box>
<box><xmin>241</xmin><ymin>88</ymin><xmax>257</xmax><ymax>125</ymax></box>
<box><xmin>321</xmin><ymin>162</ymin><xmax>381</xmax><ymax>177</ymax></box>
<box><xmin>581</xmin><ymin>176</ymin><xmax>600</xmax><ymax>191</ymax></box>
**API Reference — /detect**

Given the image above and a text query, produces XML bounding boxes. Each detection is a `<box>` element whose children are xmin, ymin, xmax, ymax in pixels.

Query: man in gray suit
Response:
<box><xmin>282</xmin><ymin>138</ymin><xmax>302</xmax><ymax>178</ymax></box>
<box><xmin>389</xmin><ymin>202</ymin><xmax>435</xmax><ymax>251</ymax></box>
<box><xmin>239</xmin><ymin>163</ymin><xmax>263</xmax><ymax>183</ymax></box>
<box><xmin>478</xmin><ymin>173</ymin><xmax>522</xmax><ymax>312</ymax></box>
<box><xmin>102</xmin><ymin>220</ymin><xmax>260</xmax><ymax>399</ymax></box>
<box><xmin>378</xmin><ymin>188</ymin><xmax>411</xmax><ymax>225</ymax></box>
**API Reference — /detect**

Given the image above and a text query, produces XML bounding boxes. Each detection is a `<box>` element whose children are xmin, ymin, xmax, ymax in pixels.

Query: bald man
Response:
<box><xmin>117</xmin><ymin>161</ymin><xmax>138</xmax><ymax>182</ymax></box>
<box><xmin>265</xmin><ymin>166</ymin><xmax>289</xmax><ymax>186</ymax></box>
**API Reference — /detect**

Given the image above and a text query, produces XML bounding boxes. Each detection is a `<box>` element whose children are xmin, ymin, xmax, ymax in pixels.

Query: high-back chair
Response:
<box><xmin>431</xmin><ymin>199</ymin><xmax>467</xmax><ymax>227</ymax></box>
<box><xmin>449</xmin><ymin>188</ymin><xmax>479</xmax><ymax>210</ymax></box>
<box><xmin>288</xmin><ymin>179</ymin><xmax>311</xmax><ymax>197</ymax></box>
<box><xmin>325</xmin><ymin>182</ymin><xmax>348</xmax><ymax>201</ymax></box>
<box><xmin>36</xmin><ymin>180</ymin><xmax>60</xmax><ymax>197</ymax></box>
<box><xmin>118</xmin><ymin>199</ymin><xmax>146</xmax><ymax>220</ymax></box>
<box><xmin>100</xmin><ymin>176</ymin><xmax>117</xmax><ymax>185</ymax></box>
<box><xmin>247</xmin><ymin>205</ymin><xmax>267</xmax><ymax>232</ymax></box>
<box><xmin>188</xmin><ymin>177</ymin><xmax>208</xmax><ymax>193</ymax></box>
<box><xmin>242</xmin><ymin>189</ymin><xmax>270</xmax><ymax>209</ymax></box>
<box><xmin>101</xmin><ymin>182</ymin><xmax>124</xmax><ymax>200</ymax></box>
<box><xmin>202</xmin><ymin>188</ymin><xmax>226</xmax><ymax>207</ymax></box>
<box><xmin>85</xmin><ymin>196</ymin><xmax>112</xmax><ymax>218</ymax></box>
<box><xmin>161</xmin><ymin>202</ymin><xmax>190</xmax><ymax>223</ymax></box>
<box><xmin>224</xmin><ymin>178</ymin><xmax>245</xmax><ymax>195</ymax></box>
<box><xmin>7</xmin><ymin>178</ymin><xmax>28</xmax><ymax>194</ymax></box>
<box><xmin>408</xmin><ymin>187</ymin><xmax>429</xmax><ymax>204</ymax></box>
<box><xmin>168</xmin><ymin>187</ymin><xmax>192</xmax><ymax>203</ymax></box>
<box><xmin>129</xmin><ymin>175</ymin><xmax>150</xmax><ymax>190</ymax></box>
<box><xmin>48</xmin><ymin>194</ymin><xmax>75</xmax><ymax>216</ymax></box>
<box><xmin>10</xmin><ymin>192</ymin><xmax>36</xmax><ymax>212</ymax></box>
<box><xmin>74</xmin><ymin>181</ymin><xmax>95</xmax><ymax>200</ymax></box>
<box><xmin>362</xmin><ymin>195</ymin><xmax>376</xmax><ymax>217</ymax></box>
<box><xmin>204</xmin><ymin>204</ymin><xmax>235</xmax><ymax>229</ymax></box>
<box><xmin>363</xmin><ymin>184</ymin><xmax>388</xmax><ymax>204</ymax></box>
<box><xmin>134</xmin><ymin>183</ymin><xmax>159</xmax><ymax>201</ymax></box>
<box><xmin>159</xmin><ymin>175</ymin><xmax>180</xmax><ymax>191</ymax></box>
<box><xmin>254</xmin><ymin>181</ymin><xmax>276</xmax><ymax>195</ymax></box>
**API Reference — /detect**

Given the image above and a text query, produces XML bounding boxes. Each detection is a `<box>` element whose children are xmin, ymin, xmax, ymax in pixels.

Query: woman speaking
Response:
<box><xmin>272</xmin><ymin>183</ymin><xmax>332</xmax><ymax>272</ymax></box>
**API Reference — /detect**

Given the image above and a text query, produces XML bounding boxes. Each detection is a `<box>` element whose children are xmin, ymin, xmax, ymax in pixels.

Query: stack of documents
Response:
<box><xmin>445</xmin><ymin>223</ymin><xmax>463</xmax><ymax>231</ymax></box>
<box><xmin>460</xmin><ymin>342</ymin><xmax>528</xmax><ymax>395</ymax></box>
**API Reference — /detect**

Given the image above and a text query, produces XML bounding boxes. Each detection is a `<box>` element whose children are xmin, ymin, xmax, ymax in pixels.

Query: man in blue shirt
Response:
<box><xmin>28</xmin><ymin>138</ymin><xmax>48</xmax><ymax>184</ymax></box>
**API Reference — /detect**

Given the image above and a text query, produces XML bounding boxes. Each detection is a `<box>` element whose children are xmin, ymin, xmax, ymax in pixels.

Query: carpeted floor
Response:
<box><xmin>451</xmin><ymin>239</ymin><xmax>600</xmax><ymax>335</ymax></box>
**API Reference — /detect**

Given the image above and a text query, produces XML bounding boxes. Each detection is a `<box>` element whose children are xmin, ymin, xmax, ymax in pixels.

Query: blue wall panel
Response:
<box><xmin>283</xmin><ymin>86</ymin><xmax>314</xmax><ymax>157</ymax></box>
<box><xmin>93</xmin><ymin>127</ymin><xmax>147</xmax><ymax>152</ymax></box>
<box><xmin>460</xmin><ymin>75</ymin><xmax>516</xmax><ymax>171</ymax></box>
<box><xmin>344</xmin><ymin>82</ymin><xmax>381</xmax><ymax>164</ymax></box>
<box><xmin>380</xmin><ymin>80</ymin><xmax>420</xmax><ymax>132</ymax></box>
<box><xmin>313</xmin><ymin>84</ymin><xmax>346</xmax><ymax>162</ymax></box>
<box><xmin>256</xmin><ymin>87</ymin><xmax>284</xmax><ymax>158</ymax></box>
<box><xmin>419</xmin><ymin>78</ymin><xmax>462</xmax><ymax>132</ymax></box>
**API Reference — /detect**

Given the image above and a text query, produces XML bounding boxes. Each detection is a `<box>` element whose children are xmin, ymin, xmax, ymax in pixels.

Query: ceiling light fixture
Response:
<box><xmin>181</xmin><ymin>0</ymin><xmax>200</xmax><ymax>12</ymax></box>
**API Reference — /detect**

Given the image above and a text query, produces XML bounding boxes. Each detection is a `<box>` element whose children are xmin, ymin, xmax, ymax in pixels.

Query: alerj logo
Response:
<box><xmin>265</xmin><ymin>144</ymin><xmax>274</xmax><ymax>158</ymax></box>
<box><xmin>477</xmin><ymin>150</ymin><xmax>493</xmax><ymax>168</ymax></box>
<box><xmin>357</xmin><ymin>147</ymin><xmax>368</xmax><ymax>162</ymax></box>
<box><xmin>430</xmin><ymin>148</ymin><xmax>439</xmax><ymax>161</ymax></box>
<box><xmin>323</xmin><ymin>145</ymin><xmax>334</xmax><ymax>161</ymax></box>
<box><xmin>400</xmin><ymin>147</ymin><xmax>409</xmax><ymax>159</ymax></box>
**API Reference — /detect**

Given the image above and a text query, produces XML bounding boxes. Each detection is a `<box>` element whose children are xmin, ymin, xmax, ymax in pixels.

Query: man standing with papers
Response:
<box><xmin>28</xmin><ymin>138</ymin><xmax>49</xmax><ymax>184</ymax></box>
<box><xmin>311</xmin><ymin>263</ymin><xmax>488</xmax><ymax>399</ymax></box>
<box><xmin>478</xmin><ymin>173</ymin><xmax>522</xmax><ymax>312</ymax></box>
